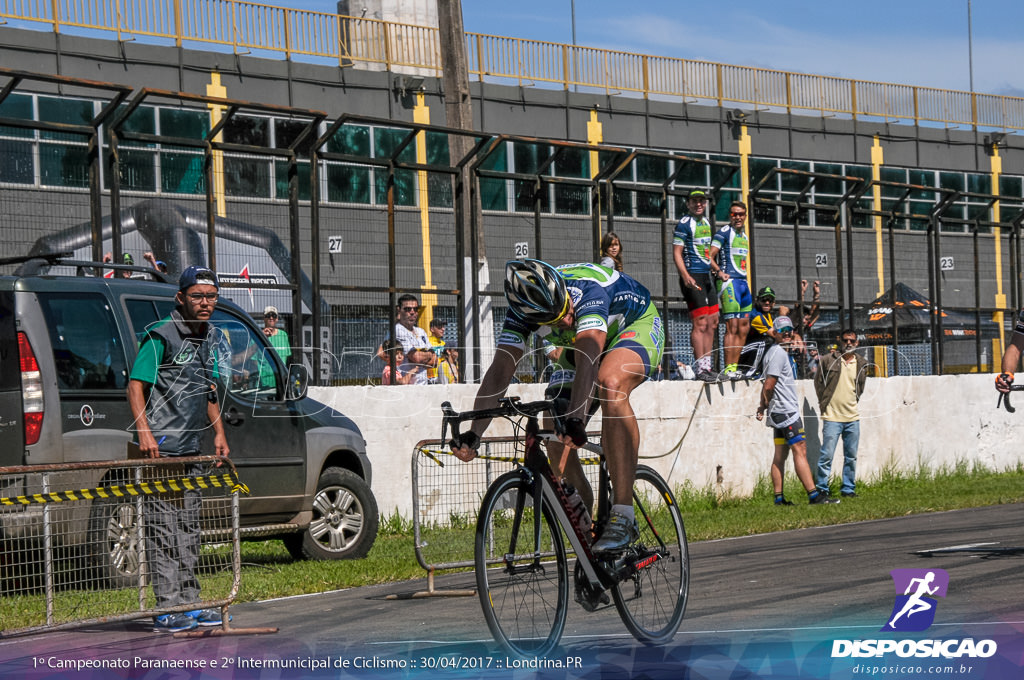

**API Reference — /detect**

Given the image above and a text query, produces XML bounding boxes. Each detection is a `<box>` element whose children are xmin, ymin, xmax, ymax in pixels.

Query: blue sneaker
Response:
<box><xmin>186</xmin><ymin>608</ymin><xmax>231</xmax><ymax>627</ymax></box>
<box><xmin>153</xmin><ymin>613</ymin><xmax>198</xmax><ymax>633</ymax></box>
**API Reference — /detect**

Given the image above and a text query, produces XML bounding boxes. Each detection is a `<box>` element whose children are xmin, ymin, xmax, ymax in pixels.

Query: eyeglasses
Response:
<box><xmin>730</xmin><ymin>212</ymin><xmax>746</xmax><ymax>218</ymax></box>
<box><xmin>186</xmin><ymin>292</ymin><xmax>219</xmax><ymax>302</ymax></box>
<box><xmin>778</xmin><ymin>327</ymin><xmax>795</xmax><ymax>335</ymax></box>
<box><xmin>400</xmin><ymin>306</ymin><xmax>420</xmax><ymax>313</ymax></box>
<box><xmin>758</xmin><ymin>297</ymin><xmax>775</xmax><ymax>304</ymax></box>
<box><xmin>264</xmin><ymin>313</ymin><xmax>278</xmax><ymax>319</ymax></box>
<box><xmin>842</xmin><ymin>337</ymin><xmax>858</xmax><ymax>344</ymax></box>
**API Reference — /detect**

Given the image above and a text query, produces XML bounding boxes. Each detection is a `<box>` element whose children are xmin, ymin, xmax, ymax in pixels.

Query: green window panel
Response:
<box><xmin>636</xmin><ymin>154</ymin><xmax>669</xmax><ymax>184</ymax></box>
<box><xmin>554</xmin><ymin>182</ymin><xmax>590</xmax><ymax>215</ymax></box>
<box><xmin>38</xmin><ymin>96</ymin><xmax>94</xmax><ymax>143</ymax></box>
<box><xmin>224</xmin><ymin>156</ymin><xmax>271</xmax><ymax>198</ymax></box>
<box><xmin>0</xmin><ymin>139</ymin><xmax>34</xmax><ymax>184</ymax></box>
<box><xmin>327</xmin><ymin>124</ymin><xmax>370</xmax><ymax>155</ymax></box>
<box><xmin>274</xmin><ymin>160</ymin><xmax>311</xmax><ymax>201</ymax></box>
<box><xmin>159</xmin><ymin>108</ymin><xmax>209</xmax><ymax>140</ymax></box>
<box><xmin>106</xmin><ymin>105</ymin><xmax>155</xmax><ymax>146</ymax></box>
<box><xmin>110</xmin><ymin>148</ymin><xmax>156</xmax><ymax>192</ymax></box>
<box><xmin>780</xmin><ymin>160</ymin><xmax>810</xmax><ymax>192</ymax></box>
<box><xmin>0</xmin><ymin>93</ymin><xmax>34</xmax><ymax>139</ymax></box>
<box><xmin>939</xmin><ymin>172</ymin><xmax>966</xmax><ymax>192</ymax></box>
<box><xmin>813</xmin><ymin>163</ymin><xmax>845</xmax><ymax>196</ymax></box>
<box><xmin>326</xmin><ymin>164</ymin><xmax>371</xmax><ymax>204</ymax></box>
<box><xmin>636</xmin><ymin>189</ymin><xmax>663</xmax><ymax>218</ymax></box>
<box><xmin>373</xmin><ymin>127</ymin><xmax>416</xmax><ymax>206</ymax></box>
<box><xmin>225</xmin><ymin>115</ymin><xmax>270</xmax><ymax>147</ymax></box>
<box><xmin>478</xmin><ymin>141</ymin><xmax>507</xmax><ymax>212</ymax></box>
<box><xmin>967</xmin><ymin>173</ymin><xmax>990</xmax><ymax>194</ymax></box>
<box><xmin>39</xmin><ymin>143</ymin><xmax>89</xmax><ymax>188</ymax></box>
<box><xmin>999</xmin><ymin>175</ymin><xmax>1022</xmax><ymax>199</ymax></box>
<box><xmin>161</xmin><ymin>151</ymin><xmax>206</xmax><ymax>195</ymax></box>
<box><xmin>425</xmin><ymin>131</ymin><xmax>452</xmax><ymax>208</ymax></box>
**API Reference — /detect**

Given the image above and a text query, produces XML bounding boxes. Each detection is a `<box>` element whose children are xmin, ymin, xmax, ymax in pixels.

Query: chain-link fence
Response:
<box><xmin>2</xmin><ymin>65</ymin><xmax>1021</xmax><ymax>383</ymax></box>
<box><xmin>0</xmin><ymin>457</ymin><xmax>243</xmax><ymax>636</ymax></box>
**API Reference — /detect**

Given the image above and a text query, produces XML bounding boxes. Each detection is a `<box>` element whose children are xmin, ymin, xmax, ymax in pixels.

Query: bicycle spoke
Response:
<box><xmin>611</xmin><ymin>465</ymin><xmax>689</xmax><ymax>644</ymax></box>
<box><xmin>475</xmin><ymin>473</ymin><xmax>568</xmax><ymax>657</ymax></box>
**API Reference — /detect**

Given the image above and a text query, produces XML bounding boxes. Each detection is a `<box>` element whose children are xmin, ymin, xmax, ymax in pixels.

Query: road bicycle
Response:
<box><xmin>441</xmin><ymin>397</ymin><xmax>689</xmax><ymax>657</ymax></box>
<box><xmin>996</xmin><ymin>380</ymin><xmax>1024</xmax><ymax>411</ymax></box>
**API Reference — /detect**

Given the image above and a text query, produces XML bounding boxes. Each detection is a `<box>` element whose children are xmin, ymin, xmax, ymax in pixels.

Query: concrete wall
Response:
<box><xmin>309</xmin><ymin>373</ymin><xmax>1021</xmax><ymax>519</ymax></box>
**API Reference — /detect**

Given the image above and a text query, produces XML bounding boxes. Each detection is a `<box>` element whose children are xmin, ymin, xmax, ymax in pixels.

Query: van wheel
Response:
<box><xmin>88</xmin><ymin>497</ymin><xmax>145</xmax><ymax>589</ymax></box>
<box><xmin>293</xmin><ymin>468</ymin><xmax>378</xmax><ymax>560</ymax></box>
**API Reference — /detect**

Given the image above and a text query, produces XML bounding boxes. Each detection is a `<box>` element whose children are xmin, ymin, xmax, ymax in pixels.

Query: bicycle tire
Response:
<box><xmin>611</xmin><ymin>465</ymin><xmax>689</xmax><ymax>644</ymax></box>
<box><xmin>475</xmin><ymin>471</ymin><xmax>569</xmax><ymax>657</ymax></box>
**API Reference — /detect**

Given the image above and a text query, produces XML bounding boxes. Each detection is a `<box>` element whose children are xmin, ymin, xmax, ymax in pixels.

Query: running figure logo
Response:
<box><xmin>882</xmin><ymin>568</ymin><xmax>949</xmax><ymax>632</ymax></box>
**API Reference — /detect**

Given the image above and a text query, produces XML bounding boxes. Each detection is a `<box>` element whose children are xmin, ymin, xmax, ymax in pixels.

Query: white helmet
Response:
<box><xmin>504</xmin><ymin>259</ymin><xmax>569</xmax><ymax>325</ymax></box>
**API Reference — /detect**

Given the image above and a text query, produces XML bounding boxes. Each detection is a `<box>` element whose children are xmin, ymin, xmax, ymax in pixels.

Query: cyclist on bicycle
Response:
<box><xmin>451</xmin><ymin>259</ymin><xmax>665</xmax><ymax>554</ymax></box>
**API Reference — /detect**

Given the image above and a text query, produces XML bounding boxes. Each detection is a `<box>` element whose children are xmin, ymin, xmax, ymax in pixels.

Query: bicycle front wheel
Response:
<box><xmin>611</xmin><ymin>465</ymin><xmax>689</xmax><ymax>644</ymax></box>
<box><xmin>475</xmin><ymin>472</ymin><xmax>569</xmax><ymax>658</ymax></box>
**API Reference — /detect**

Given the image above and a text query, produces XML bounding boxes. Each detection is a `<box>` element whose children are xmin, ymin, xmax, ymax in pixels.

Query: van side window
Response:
<box><xmin>37</xmin><ymin>293</ymin><xmax>128</xmax><ymax>390</ymax></box>
<box><xmin>210</xmin><ymin>310</ymin><xmax>280</xmax><ymax>401</ymax></box>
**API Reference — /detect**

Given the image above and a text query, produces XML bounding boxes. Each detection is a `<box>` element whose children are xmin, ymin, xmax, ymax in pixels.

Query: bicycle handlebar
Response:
<box><xmin>441</xmin><ymin>397</ymin><xmax>555</xmax><ymax>449</ymax></box>
<box><xmin>997</xmin><ymin>383</ymin><xmax>1024</xmax><ymax>413</ymax></box>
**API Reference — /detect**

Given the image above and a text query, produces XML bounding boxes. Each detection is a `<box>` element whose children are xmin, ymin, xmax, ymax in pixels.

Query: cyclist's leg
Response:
<box><xmin>597</xmin><ymin>305</ymin><xmax>662</xmax><ymax>507</ymax></box>
<box><xmin>596</xmin><ymin>346</ymin><xmax>648</xmax><ymax>507</ymax></box>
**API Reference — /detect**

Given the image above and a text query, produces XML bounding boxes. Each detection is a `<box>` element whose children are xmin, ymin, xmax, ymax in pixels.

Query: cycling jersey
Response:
<box><xmin>672</xmin><ymin>215</ymin><xmax>713</xmax><ymax>274</ymax></box>
<box><xmin>711</xmin><ymin>225</ymin><xmax>749</xmax><ymax>280</ymax></box>
<box><xmin>498</xmin><ymin>262</ymin><xmax>664</xmax><ymax>376</ymax></box>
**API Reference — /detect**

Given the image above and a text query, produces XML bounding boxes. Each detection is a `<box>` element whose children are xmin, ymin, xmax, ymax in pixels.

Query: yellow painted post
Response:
<box><xmin>205</xmin><ymin>73</ymin><xmax>228</xmax><ymax>218</ymax></box>
<box><xmin>588</xmin><ymin>109</ymin><xmax>603</xmax><ymax>239</ymax></box>
<box><xmin>991</xmin><ymin>145</ymin><xmax>1006</xmax><ymax>363</ymax></box>
<box><xmin>414</xmin><ymin>92</ymin><xmax>436</xmax><ymax>331</ymax></box>
<box><xmin>738</xmin><ymin>123</ymin><xmax>751</xmax><ymax>279</ymax></box>
<box><xmin>871</xmin><ymin>135</ymin><xmax>888</xmax><ymax>376</ymax></box>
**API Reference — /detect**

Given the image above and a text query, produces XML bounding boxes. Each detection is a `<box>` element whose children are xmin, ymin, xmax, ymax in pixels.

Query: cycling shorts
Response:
<box><xmin>771</xmin><ymin>416</ymin><xmax>806</xmax><ymax>446</ymax></box>
<box><xmin>680</xmin><ymin>273</ymin><xmax>719</xmax><ymax>318</ymax></box>
<box><xmin>546</xmin><ymin>301</ymin><xmax>665</xmax><ymax>382</ymax></box>
<box><xmin>717</xmin><ymin>278</ymin><xmax>753</xmax><ymax>320</ymax></box>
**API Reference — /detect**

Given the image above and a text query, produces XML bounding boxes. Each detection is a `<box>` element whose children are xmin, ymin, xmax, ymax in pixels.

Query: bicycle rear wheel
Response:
<box><xmin>611</xmin><ymin>465</ymin><xmax>689</xmax><ymax>644</ymax></box>
<box><xmin>475</xmin><ymin>471</ymin><xmax>569</xmax><ymax>657</ymax></box>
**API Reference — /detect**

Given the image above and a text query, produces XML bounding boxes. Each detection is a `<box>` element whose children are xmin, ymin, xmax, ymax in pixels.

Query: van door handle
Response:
<box><xmin>224</xmin><ymin>407</ymin><xmax>245</xmax><ymax>426</ymax></box>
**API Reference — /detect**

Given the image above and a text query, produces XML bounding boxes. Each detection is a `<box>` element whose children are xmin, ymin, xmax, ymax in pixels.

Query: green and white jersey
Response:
<box><xmin>711</xmin><ymin>225</ymin><xmax>749</xmax><ymax>280</ymax></box>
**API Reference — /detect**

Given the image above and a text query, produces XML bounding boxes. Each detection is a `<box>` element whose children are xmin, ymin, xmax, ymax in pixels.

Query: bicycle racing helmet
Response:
<box><xmin>504</xmin><ymin>259</ymin><xmax>570</xmax><ymax>325</ymax></box>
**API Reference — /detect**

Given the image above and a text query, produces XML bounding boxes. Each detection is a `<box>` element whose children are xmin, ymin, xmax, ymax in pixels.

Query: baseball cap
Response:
<box><xmin>264</xmin><ymin>305</ymin><xmax>279</xmax><ymax>316</ymax></box>
<box><xmin>757</xmin><ymin>285</ymin><xmax>776</xmax><ymax>300</ymax></box>
<box><xmin>178</xmin><ymin>266</ymin><xmax>219</xmax><ymax>291</ymax></box>
<box><xmin>429</xmin><ymin>318</ymin><xmax>446</xmax><ymax>329</ymax></box>
<box><xmin>773</xmin><ymin>315</ymin><xmax>795</xmax><ymax>333</ymax></box>
<box><xmin>123</xmin><ymin>253</ymin><xmax>134</xmax><ymax>265</ymax></box>
<box><xmin>687</xmin><ymin>189</ymin><xmax>708</xmax><ymax>201</ymax></box>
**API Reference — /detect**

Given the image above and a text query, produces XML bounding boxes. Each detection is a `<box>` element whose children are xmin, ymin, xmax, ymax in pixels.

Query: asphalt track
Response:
<box><xmin>2</xmin><ymin>503</ymin><xmax>1022</xmax><ymax>679</ymax></box>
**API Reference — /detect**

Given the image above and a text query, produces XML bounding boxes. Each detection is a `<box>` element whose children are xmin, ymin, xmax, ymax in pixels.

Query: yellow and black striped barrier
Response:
<box><xmin>418</xmin><ymin>447</ymin><xmax>599</xmax><ymax>467</ymax></box>
<box><xmin>0</xmin><ymin>472</ymin><xmax>249</xmax><ymax>507</ymax></box>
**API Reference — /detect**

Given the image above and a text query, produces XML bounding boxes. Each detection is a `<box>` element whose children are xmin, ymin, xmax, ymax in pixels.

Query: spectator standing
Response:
<box><xmin>427</xmin><ymin>318</ymin><xmax>459</xmax><ymax>384</ymax></box>
<box><xmin>672</xmin><ymin>189</ymin><xmax>719</xmax><ymax>382</ymax></box>
<box><xmin>708</xmin><ymin>201</ymin><xmax>752</xmax><ymax>380</ymax></box>
<box><xmin>393</xmin><ymin>294</ymin><xmax>436</xmax><ymax>386</ymax></box>
<box><xmin>126</xmin><ymin>266</ymin><xmax>231</xmax><ymax>632</ymax></box>
<box><xmin>756</xmin><ymin>316</ymin><xmax>839</xmax><ymax>506</ymax></box>
<box><xmin>813</xmin><ymin>329</ymin><xmax>868</xmax><ymax>498</ymax></box>
<box><xmin>600</xmin><ymin>232</ymin><xmax>624</xmax><ymax>272</ymax></box>
<box><xmin>261</xmin><ymin>305</ymin><xmax>291</xmax><ymax>363</ymax></box>
<box><xmin>738</xmin><ymin>285</ymin><xmax>778</xmax><ymax>378</ymax></box>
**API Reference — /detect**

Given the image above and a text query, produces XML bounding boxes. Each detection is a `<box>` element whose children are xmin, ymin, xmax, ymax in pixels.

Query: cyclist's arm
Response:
<box><xmin>672</xmin><ymin>245</ymin><xmax>697</xmax><ymax>289</ymax></box>
<box><xmin>757</xmin><ymin>375</ymin><xmax>777</xmax><ymax>421</ymax></box>
<box><xmin>451</xmin><ymin>343</ymin><xmax>524</xmax><ymax>461</ymax></box>
<box><xmin>707</xmin><ymin>244</ymin><xmax>727</xmax><ymax>282</ymax></box>
<box><xmin>997</xmin><ymin>331</ymin><xmax>1024</xmax><ymax>392</ymax></box>
<box><xmin>560</xmin><ymin>329</ymin><xmax>604</xmax><ymax>447</ymax></box>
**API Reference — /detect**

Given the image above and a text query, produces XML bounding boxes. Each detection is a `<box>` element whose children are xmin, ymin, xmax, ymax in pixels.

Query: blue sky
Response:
<box><xmin>458</xmin><ymin>0</ymin><xmax>1024</xmax><ymax>96</ymax></box>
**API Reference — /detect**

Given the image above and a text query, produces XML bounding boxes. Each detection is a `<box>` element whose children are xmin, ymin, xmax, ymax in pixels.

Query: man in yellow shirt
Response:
<box><xmin>813</xmin><ymin>329</ymin><xmax>868</xmax><ymax>498</ymax></box>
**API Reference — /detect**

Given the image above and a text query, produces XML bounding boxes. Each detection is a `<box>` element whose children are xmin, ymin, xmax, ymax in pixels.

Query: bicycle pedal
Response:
<box><xmin>573</xmin><ymin>583</ymin><xmax>610</xmax><ymax>612</ymax></box>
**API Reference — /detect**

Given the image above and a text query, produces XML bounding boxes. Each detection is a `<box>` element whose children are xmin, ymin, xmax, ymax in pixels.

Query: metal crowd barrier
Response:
<box><xmin>410</xmin><ymin>434</ymin><xmax>600</xmax><ymax>595</ymax></box>
<box><xmin>0</xmin><ymin>457</ymin><xmax>246</xmax><ymax>637</ymax></box>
